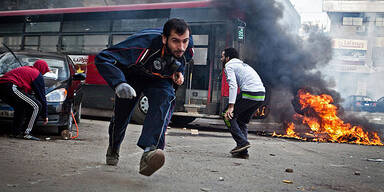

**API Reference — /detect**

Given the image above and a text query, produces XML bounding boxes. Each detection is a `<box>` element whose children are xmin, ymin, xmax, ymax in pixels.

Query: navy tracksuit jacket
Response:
<box><xmin>95</xmin><ymin>29</ymin><xmax>193</xmax><ymax>150</ymax></box>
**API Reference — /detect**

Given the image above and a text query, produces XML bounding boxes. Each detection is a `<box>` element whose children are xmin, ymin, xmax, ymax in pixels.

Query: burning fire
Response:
<box><xmin>273</xmin><ymin>89</ymin><xmax>383</xmax><ymax>146</ymax></box>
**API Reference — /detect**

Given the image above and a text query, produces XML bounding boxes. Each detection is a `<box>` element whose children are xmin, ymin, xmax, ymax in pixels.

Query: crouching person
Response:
<box><xmin>221</xmin><ymin>48</ymin><xmax>266</xmax><ymax>159</ymax></box>
<box><xmin>95</xmin><ymin>18</ymin><xmax>193</xmax><ymax>176</ymax></box>
<box><xmin>0</xmin><ymin>59</ymin><xmax>49</xmax><ymax>140</ymax></box>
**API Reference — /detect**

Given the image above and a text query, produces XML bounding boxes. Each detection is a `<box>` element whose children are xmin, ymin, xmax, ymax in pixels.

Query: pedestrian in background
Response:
<box><xmin>95</xmin><ymin>18</ymin><xmax>193</xmax><ymax>176</ymax></box>
<box><xmin>221</xmin><ymin>48</ymin><xmax>265</xmax><ymax>159</ymax></box>
<box><xmin>0</xmin><ymin>59</ymin><xmax>49</xmax><ymax>141</ymax></box>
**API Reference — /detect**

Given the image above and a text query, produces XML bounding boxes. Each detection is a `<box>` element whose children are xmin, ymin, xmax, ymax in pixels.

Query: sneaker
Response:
<box><xmin>230</xmin><ymin>142</ymin><xmax>251</xmax><ymax>154</ymax></box>
<box><xmin>139</xmin><ymin>149</ymin><xmax>165</xmax><ymax>176</ymax></box>
<box><xmin>231</xmin><ymin>153</ymin><xmax>249</xmax><ymax>159</ymax></box>
<box><xmin>106</xmin><ymin>146</ymin><xmax>119</xmax><ymax>166</ymax></box>
<box><xmin>21</xmin><ymin>134</ymin><xmax>41</xmax><ymax>141</ymax></box>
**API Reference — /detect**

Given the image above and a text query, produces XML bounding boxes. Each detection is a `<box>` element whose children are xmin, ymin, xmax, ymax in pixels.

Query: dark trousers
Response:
<box><xmin>0</xmin><ymin>83</ymin><xmax>41</xmax><ymax>135</ymax></box>
<box><xmin>108</xmin><ymin>77</ymin><xmax>175</xmax><ymax>151</ymax></box>
<box><xmin>224</xmin><ymin>94</ymin><xmax>264</xmax><ymax>154</ymax></box>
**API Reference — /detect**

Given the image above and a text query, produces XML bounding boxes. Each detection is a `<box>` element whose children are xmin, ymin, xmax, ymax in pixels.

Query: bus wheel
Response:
<box><xmin>171</xmin><ymin>116</ymin><xmax>196</xmax><ymax>126</ymax></box>
<box><xmin>131</xmin><ymin>94</ymin><xmax>148</xmax><ymax>125</ymax></box>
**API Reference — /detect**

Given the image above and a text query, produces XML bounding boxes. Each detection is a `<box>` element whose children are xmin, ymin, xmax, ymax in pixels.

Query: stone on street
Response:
<box><xmin>0</xmin><ymin>119</ymin><xmax>383</xmax><ymax>192</ymax></box>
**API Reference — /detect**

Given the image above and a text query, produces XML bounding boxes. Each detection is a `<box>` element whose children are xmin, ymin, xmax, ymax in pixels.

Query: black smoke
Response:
<box><xmin>215</xmin><ymin>0</ymin><xmax>334</xmax><ymax>122</ymax></box>
<box><xmin>214</xmin><ymin>0</ymin><xmax>383</xmax><ymax>138</ymax></box>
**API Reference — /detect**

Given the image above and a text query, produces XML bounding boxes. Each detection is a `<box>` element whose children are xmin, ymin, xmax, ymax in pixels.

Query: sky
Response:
<box><xmin>290</xmin><ymin>0</ymin><xmax>330</xmax><ymax>29</ymax></box>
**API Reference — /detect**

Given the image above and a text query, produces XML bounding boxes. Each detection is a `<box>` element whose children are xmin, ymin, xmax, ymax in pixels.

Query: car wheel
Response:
<box><xmin>131</xmin><ymin>94</ymin><xmax>148</xmax><ymax>125</ymax></box>
<box><xmin>75</xmin><ymin>102</ymin><xmax>82</xmax><ymax>124</ymax></box>
<box><xmin>58</xmin><ymin>104</ymin><xmax>74</xmax><ymax>135</ymax></box>
<box><xmin>171</xmin><ymin>116</ymin><xmax>196</xmax><ymax>126</ymax></box>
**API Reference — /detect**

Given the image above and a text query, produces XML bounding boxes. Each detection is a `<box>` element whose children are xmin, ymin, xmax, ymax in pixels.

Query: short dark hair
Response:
<box><xmin>163</xmin><ymin>18</ymin><xmax>191</xmax><ymax>37</ymax></box>
<box><xmin>223</xmin><ymin>48</ymin><xmax>239</xmax><ymax>60</ymax></box>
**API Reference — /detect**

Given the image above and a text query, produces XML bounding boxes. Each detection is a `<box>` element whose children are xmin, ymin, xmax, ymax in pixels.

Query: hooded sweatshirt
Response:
<box><xmin>0</xmin><ymin>59</ymin><xmax>49</xmax><ymax>118</ymax></box>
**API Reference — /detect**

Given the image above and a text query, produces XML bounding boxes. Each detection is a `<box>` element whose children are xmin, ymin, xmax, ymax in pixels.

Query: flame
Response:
<box><xmin>277</xmin><ymin>89</ymin><xmax>383</xmax><ymax>146</ymax></box>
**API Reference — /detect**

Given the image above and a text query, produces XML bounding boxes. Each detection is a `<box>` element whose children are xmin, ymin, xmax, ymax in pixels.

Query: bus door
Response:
<box><xmin>180</xmin><ymin>24</ymin><xmax>226</xmax><ymax>115</ymax></box>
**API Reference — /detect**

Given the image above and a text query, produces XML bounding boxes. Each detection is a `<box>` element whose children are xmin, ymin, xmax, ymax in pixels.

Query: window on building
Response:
<box><xmin>376</xmin><ymin>17</ymin><xmax>384</xmax><ymax>27</ymax></box>
<box><xmin>25</xmin><ymin>22</ymin><xmax>60</xmax><ymax>32</ymax></box>
<box><xmin>343</xmin><ymin>17</ymin><xmax>363</xmax><ymax>26</ymax></box>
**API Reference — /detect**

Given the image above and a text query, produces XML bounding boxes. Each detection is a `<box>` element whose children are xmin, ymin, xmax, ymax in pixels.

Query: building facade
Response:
<box><xmin>323</xmin><ymin>0</ymin><xmax>384</xmax><ymax>99</ymax></box>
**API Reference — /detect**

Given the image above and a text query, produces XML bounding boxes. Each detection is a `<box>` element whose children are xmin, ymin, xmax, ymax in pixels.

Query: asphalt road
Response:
<box><xmin>0</xmin><ymin>119</ymin><xmax>383</xmax><ymax>192</ymax></box>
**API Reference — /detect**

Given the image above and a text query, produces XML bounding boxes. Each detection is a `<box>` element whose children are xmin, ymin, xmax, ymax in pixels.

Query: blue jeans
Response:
<box><xmin>108</xmin><ymin>78</ymin><xmax>175</xmax><ymax>151</ymax></box>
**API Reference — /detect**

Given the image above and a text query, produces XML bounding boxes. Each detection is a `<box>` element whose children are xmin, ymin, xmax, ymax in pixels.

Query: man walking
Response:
<box><xmin>221</xmin><ymin>48</ymin><xmax>265</xmax><ymax>159</ymax></box>
<box><xmin>95</xmin><ymin>18</ymin><xmax>193</xmax><ymax>176</ymax></box>
<box><xmin>0</xmin><ymin>59</ymin><xmax>49</xmax><ymax>141</ymax></box>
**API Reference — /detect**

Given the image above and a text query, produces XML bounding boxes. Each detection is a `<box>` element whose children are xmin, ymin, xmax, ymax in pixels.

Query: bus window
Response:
<box><xmin>25</xmin><ymin>22</ymin><xmax>60</xmax><ymax>32</ymax></box>
<box><xmin>112</xmin><ymin>35</ymin><xmax>131</xmax><ymax>45</ymax></box>
<box><xmin>24</xmin><ymin>36</ymin><xmax>39</xmax><ymax>50</ymax></box>
<box><xmin>193</xmin><ymin>47</ymin><xmax>208</xmax><ymax>65</ymax></box>
<box><xmin>2</xmin><ymin>36</ymin><xmax>22</xmax><ymax>50</ymax></box>
<box><xmin>83</xmin><ymin>35</ymin><xmax>108</xmax><ymax>52</ymax></box>
<box><xmin>112</xmin><ymin>18</ymin><xmax>167</xmax><ymax>32</ymax></box>
<box><xmin>61</xmin><ymin>35</ymin><xmax>108</xmax><ymax>53</ymax></box>
<box><xmin>0</xmin><ymin>23</ymin><xmax>23</xmax><ymax>33</ymax></box>
<box><xmin>192</xmin><ymin>35</ymin><xmax>209</xmax><ymax>46</ymax></box>
<box><xmin>24</xmin><ymin>36</ymin><xmax>59</xmax><ymax>52</ymax></box>
<box><xmin>62</xmin><ymin>20</ymin><xmax>110</xmax><ymax>32</ymax></box>
<box><xmin>40</xmin><ymin>36</ymin><xmax>59</xmax><ymax>52</ymax></box>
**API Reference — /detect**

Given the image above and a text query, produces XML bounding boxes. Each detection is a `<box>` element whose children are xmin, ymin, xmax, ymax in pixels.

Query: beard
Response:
<box><xmin>165</xmin><ymin>41</ymin><xmax>184</xmax><ymax>59</ymax></box>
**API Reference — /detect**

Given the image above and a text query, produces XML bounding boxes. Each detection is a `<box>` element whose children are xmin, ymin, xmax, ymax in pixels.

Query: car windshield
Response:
<box><xmin>359</xmin><ymin>96</ymin><xmax>373</xmax><ymax>101</ymax></box>
<box><xmin>0</xmin><ymin>53</ymin><xmax>69</xmax><ymax>80</ymax></box>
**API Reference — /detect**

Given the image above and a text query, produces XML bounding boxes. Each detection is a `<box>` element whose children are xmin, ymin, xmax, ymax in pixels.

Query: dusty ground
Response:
<box><xmin>0</xmin><ymin>119</ymin><xmax>383</xmax><ymax>192</ymax></box>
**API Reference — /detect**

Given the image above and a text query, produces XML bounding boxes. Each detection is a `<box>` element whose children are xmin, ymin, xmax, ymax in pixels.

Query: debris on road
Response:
<box><xmin>354</xmin><ymin>171</ymin><xmax>361</xmax><ymax>176</ymax></box>
<box><xmin>269</xmin><ymin>153</ymin><xmax>276</xmax><ymax>156</ymax></box>
<box><xmin>285</xmin><ymin>168</ymin><xmax>293</xmax><ymax>173</ymax></box>
<box><xmin>367</xmin><ymin>158</ymin><xmax>384</xmax><ymax>162</ymax></box>
<box><xmin>191</xmin><ymin>129</ymin><xmax>199</xmax><ymax>135</ymax></box>
<box><xmin>61</xmin><ymin>129</ymin><xmax>72</xmax><ymax>140</ymax></box>
<box><xmin>200</xmin><ymin>187</ymin><xmax>211</xmax><ymax>191</ymax></box>
<box><xmin>283</xmin><ymin>180</ymin><xmax>293</xmax><ymax>184</ymax></box>
<box><xmin>7</xmin><ymin>184</ymin><xmax>19</xmax><ymax>187</ymax></box>
<box><xmin>233</xmin><ymin>162</ymin><xmax>242</xmax><ymax>166</ymax></box>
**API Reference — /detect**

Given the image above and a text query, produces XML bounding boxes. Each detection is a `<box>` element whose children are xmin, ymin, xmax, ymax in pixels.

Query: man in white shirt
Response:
<box><xmin>221</xmin><ymin>48</ymin><xmax>266</xmax><ymax>159</ymax></box>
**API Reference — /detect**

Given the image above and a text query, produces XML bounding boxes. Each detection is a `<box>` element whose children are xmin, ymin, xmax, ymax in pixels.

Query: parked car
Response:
<box><xmin>375</xmin><ymin>97</ymin><xmax>384</xmax><ymax>113</ymax></box>
<box><xmin>0</xmin><ymin>51</ymin><xmax>86</xmax><ymax>134</ymax></box>
<box><xmin>343</xmin><ymin>95</ymin><xmax>377</xmax><ymax>112</ymax></box>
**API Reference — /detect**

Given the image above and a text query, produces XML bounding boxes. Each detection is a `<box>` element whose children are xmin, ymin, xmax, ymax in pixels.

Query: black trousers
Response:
<box><xmin>224</xmin><ymin>93</ymin><xmax>264</xmax><ymax>154</ymax></box>
<box><xmin>0</xmin><ymin>83</ymin><xmax>41</xmax><ymax>135</ymax></box>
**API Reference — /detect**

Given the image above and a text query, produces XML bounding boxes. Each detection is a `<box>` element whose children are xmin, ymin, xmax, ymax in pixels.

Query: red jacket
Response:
<box><xmin>0</xmin><ymin>60</ymin><xmax>49</xmax><ymax>93</ymax></box>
